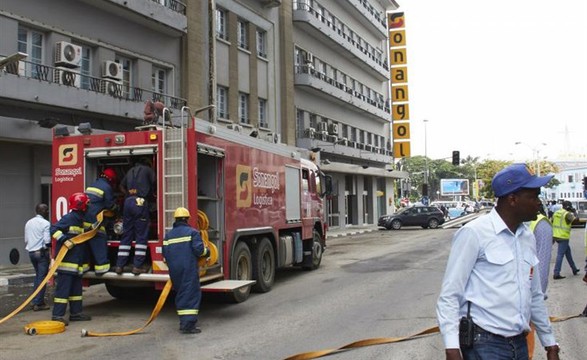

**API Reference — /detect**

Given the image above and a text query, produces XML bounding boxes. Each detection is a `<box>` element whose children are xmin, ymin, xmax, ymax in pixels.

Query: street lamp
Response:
<box><xmin>423</xmin><ymin>119</ymin><xmax>429</xmax><ymax>185</ymax></box>
<box><xmin>515</xmin><ymin>141</ymin><xmax>547</xmax><ymax>175</ymax></box>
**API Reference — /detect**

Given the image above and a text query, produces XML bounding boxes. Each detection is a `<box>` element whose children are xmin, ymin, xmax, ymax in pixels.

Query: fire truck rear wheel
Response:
<box><xmin>303</xmin><ymin>230</ymin><xmax>323</xmax><ymax>271</ymax></box>
<box><xmin>229</xmin><ymin>241</ymin><xmax>253</xmax><ymax>303</ymax></box>
<box><xmin>252</xmin><ymin>237</ymin><xmax>275</xmax><ymax>293</ymax></box>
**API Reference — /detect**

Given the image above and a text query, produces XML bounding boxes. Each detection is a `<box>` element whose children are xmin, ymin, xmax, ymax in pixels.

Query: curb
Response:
<box><xmin>327</xmin><ymin>227</ymin><xmax>379</xmax><ymax>239</ymax></box>
<box><xmin>0</xmin><ymin>274</ymin><xmax>35</xmax><ymax>287</ymax></box>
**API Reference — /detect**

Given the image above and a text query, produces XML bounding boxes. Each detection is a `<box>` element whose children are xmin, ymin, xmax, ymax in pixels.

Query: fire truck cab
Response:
<box><xmin>51</xmin><ymin>108</ymin><xmax>331</xmax><ymax>303</ymax></box>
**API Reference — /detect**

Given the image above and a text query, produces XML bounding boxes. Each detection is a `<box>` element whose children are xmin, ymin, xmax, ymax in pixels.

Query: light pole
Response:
<box><xmin>515</xmin><ymin>141</ymin><xmax>547</xmax><ymax>175</ymax></box>
<box><xmin>423</xmin><ymin>119</ymin><xmax>429</xmax><ymax>185</ymax></box>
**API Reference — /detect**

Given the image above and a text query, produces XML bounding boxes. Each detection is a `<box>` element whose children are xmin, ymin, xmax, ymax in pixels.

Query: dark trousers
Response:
<box><xmin>29</xmin><ymin>249</ymin><xmax>50</xmax><ymax>306</ymax></box>
<box><xmin>52</xmin><ymin>272</ymin><xmax>83</xmax><ymax>318</ymax></box>
<box><xmin>462</xmin><ymin>326</ymin><xmax>529</xmax><ymax>360</ymax></box>
<box><xmin>117</xmin><ymin>196</ymin><xmax>150</xmax><ymax>268</ymax></box>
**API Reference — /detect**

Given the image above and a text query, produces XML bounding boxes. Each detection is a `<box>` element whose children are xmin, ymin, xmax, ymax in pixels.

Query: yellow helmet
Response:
<box><xmin>174</xmin><ymin>207</ymin><xmax>190</xmax><ymax>219</ymax></box>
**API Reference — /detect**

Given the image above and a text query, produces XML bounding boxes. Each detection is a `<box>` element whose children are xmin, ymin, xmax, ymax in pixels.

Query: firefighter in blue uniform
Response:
<box><xmin>115</xmin><ymin>157</ymin><xmax>156</xmax><ymax>275</ymax></box>
<box><xmin>163</xmin><ymin>207</ymin><xmax>209</xmax><ymax>334</ymax></box>
<box><xmin>84</xmin><ymin>168</ymin><xmax>118</xmax><ymax>275</ymax></box>
<box><xmin>51</xmin><ymin>192</ymin><xmax>93</xmax><ymax>325</ymax></box>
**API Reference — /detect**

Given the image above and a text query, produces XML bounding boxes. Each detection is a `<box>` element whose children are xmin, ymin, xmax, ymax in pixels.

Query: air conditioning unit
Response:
<box><xmin>364</xmin><ymin>144</ymin><xmax>373</xmax><ymax>152</ymax></box>
<box><xmin>1</xmin><ymin>58</ymin><xmax>26</xmax><ymax>76</ymax></box>
<box><xmin>304</xmin><ymin>53</ymin><xmax>314</xmax><ymax>65</ymax></box>
<box><xmin>304</xmin><ymin>127</ymin><xmax>316</xmax><ymax>139</ymax></box>
<box><xmin>328</xmin><ymin>123</ymin><xmax>339</xmax><ymax>136</ymax></box>
<box><xmin>265</xmin><ymin>132</ymin><xmax>280</xmax><ymax>144</ymax></box>
<box><xmin>319</xmin><ymin>131</ymin><xmax>329</xmax><ymax>141</ymax></box>
<box><xmin>102</xmin><ymin>61</ymin><xmax>123</xmax><ymax>81</ymax></box>
<box><xmin>317</xmin><ymin>122</ymin><xmax>328</xmax><ymax>132</ymax></box>
<box><xmin>54</xmin><ymin>67</ymin><xmax>80</xmax><ymax>87</ymax></box>
<box><xmin>101</xmin><ymin>79</ymin><xmax>123</xmax><ymax>97</ymax></box>
<box><xmin>54</xmin><ymin>41</ymin><xmax>82</xmax><ymax>68</ymax></box>
<box><xmin>227</xmin><ymin>124</ymin><xmax>243</xmax><ymax>133</ymax></box>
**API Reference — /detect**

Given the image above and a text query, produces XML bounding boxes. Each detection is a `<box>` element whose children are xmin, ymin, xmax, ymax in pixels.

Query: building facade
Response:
<box><xmin>0</xmin><ymin>0</ymin><xmax>404</xmax><ymax>265</ymax></box>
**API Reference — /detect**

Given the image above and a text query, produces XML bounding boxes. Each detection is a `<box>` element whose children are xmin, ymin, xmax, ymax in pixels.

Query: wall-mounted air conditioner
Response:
<box><xmin>227</xmin><ymin>124</ymin><xmax>243</xmax><ymax>133</ymax></box>
<box><xmin>328</xmin><ymin>123</ymin><xmax>339</xmax><ymax>136</ymax></box>
<box><xmin>1</xmin><ymin>58</ymin><xmax>26</xmax><ymax>76</ymax></box>
<box><xmin>101</xmin><ymin>79</ymin><xmax>123</xmax><ymax>97</ymax></box>
<box><xmin>304</xmin><ymin>127</ymin><xmax>316</xmax><ymax>139</ymax></box>
<box><xmin>55</xmin><ymin>41</ymin><xmax>82</xmax><ymax>68</ymax></box>
<box><xmin>102</xmin><ymin>61</ymin><xmax>123</xmax><ymax>81</ymax></box>
<box><xmin>317</xmin><ymin>122</ymin><xmax>328</xmax><ymax>132</ymax></box>
<box><xmin>54</xmin><ymin>67</ymin><xmax>80</xmax><ymax>87</ymax></box>
<box><xmin>265</xmin><ymin>132</ymin><xmax>280</xmax><ymax>144</ymax></box>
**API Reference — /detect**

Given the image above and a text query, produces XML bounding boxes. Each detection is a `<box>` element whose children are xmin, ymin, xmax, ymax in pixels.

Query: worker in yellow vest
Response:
<box><xmin>552</xmin><ymin>201</ymin><xmax>579</xmax><ymax>279</ymax></box>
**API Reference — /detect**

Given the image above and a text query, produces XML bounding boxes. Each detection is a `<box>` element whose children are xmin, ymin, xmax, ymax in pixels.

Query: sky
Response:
<box><xmin>396</xmin><ymin>1</ymin><xmax>587</xmax><ymax>163</ymax></box>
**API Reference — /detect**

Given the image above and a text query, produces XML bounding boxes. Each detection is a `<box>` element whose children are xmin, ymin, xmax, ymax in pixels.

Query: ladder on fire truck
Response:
<box><xmin>160</xmin><ymin>107</ymin><xmax>189</xmax><ymax>231</ymax></box>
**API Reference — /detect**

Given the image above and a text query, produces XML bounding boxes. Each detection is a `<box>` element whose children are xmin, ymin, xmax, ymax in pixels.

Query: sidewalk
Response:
<box><xmin>0</xmin><ymin>224</ymin><xmax>380</xmax><ymax>287</ymax></box>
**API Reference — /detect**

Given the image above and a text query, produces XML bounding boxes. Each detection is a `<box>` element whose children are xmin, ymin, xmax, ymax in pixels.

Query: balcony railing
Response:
<box><xmin>4</xmin><ymin>59</ymin><xmax>187</xmax><ymax>110</ymax></box>
<box><xmin>151</xmin><ymin>0</ymin><xmax>187</xmax><ymax>15</ymax></box>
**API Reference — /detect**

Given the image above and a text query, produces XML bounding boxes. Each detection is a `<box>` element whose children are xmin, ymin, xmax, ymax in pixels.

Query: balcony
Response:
<box><xmin>341</xmin><ymin>0</ymin><xmax>387</xmax><ymax>37</ymax></box>
<box><xmin>0</xmin><ymin>59</ymin><xmax>186</xmax><ymax>126</ymax></box>
<box><xmin>293</xmin><ymin>3</ymin><xmax>389</xmax><ymax>81</ymax></box>
<box><xmin>294</xmin><ymin>65</ymin><xmax>390</xmax><ymax>122</ymax></box>
<box><xmin>84</xmin><ymin>0</ymin><xmax>187</xmax><ymax>35</ymax></box>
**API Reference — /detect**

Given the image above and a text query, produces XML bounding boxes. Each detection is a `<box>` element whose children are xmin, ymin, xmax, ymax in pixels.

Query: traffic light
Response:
<box><xmin>452</xmin><ymin>151</ymin><xmax>460</xmax><ymax>166</ymax></box>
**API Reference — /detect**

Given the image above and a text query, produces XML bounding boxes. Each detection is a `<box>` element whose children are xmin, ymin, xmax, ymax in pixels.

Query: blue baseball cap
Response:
<box><xmin>492</xmin><ymin>163</ymin><xmax>553</xmax><ymax>197</ymax></box>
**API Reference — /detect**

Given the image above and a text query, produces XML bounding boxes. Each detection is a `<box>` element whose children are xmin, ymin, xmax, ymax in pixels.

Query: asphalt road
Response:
<box><xmin>1</xmin><ymin>226</ymin><xmax>586</xmax><ymax>360</ymax></box>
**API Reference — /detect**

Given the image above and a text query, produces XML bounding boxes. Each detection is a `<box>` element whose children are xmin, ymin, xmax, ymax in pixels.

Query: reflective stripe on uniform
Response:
<box><xmin>53</xmin><ymin>231</ymin><xmax>64</xmax><ymax>241</ymax></box>
<box><xmin>68</xmin><ymin>295</ymin><xmax>83</xmax><ymax>301</ymax></box>
<box><xmin>163</xmin><ymin>236</ymin><xmax>191</xmax><ymax>246</ymax></box>
<box><xmin>94</xmin><ymin>264</ymin><xmax>110</xmax><ymax>272</ymax></box>
<box><xmin>86</xmin><ymin>187</ymin><xmax>105</xmax><ymax>198</ymax></box>
<box><xmin>135</xmin><ymin>244</ymin><xmax>148</xmax><ymax>256</ymax></box>
<box><xmin>68</xmin><ymin>226</ymin><xmax>84</xmax><ymax>235</ymax></box>
<box><xmin>54</xmin><ymin>297</ymin><xmax>68</xmax><ymax>304</ymax></box>
<box><xmin>83</xmin><ymin>222</ymin><xmax>106</xmax><ymax>233</ymax></box>
<box><xmin>177</xmin><ymin>309</ymin><xmax>198</xmax><ymax>316</ymax></box>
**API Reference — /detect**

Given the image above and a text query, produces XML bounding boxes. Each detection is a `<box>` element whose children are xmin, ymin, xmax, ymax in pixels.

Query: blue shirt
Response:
<box><xmin>24</xmin><ymin>214</ymin><xmax>50</xmax><ymax>252</ymax></box>
<box><xmin>436</xmin><ymin>208</ymin><xmax>556</xmax><ymax>349</ymax></box>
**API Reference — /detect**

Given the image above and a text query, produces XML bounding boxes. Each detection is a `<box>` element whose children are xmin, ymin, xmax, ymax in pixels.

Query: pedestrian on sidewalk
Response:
<box><xmin>24</xmin><ymin>203</ymin><xmax>51</xmax><ymax>311</ymax></box>
<box><xmin>552</xmin><ymin>200</ymin><xmax>579</xmax><ymax>279</ymax></box>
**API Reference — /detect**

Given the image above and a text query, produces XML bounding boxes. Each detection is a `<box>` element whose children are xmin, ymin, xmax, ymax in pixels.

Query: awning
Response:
<box><xmin>319</xmin><ymin>161</ymin><xmax>409</xmax><ymax>179</ymax></box>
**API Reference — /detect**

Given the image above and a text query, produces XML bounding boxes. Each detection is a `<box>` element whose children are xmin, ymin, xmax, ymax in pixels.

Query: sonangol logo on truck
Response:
<box><xmin>236</xmin><ymin>165</ymin><xmax>252</xmax><ymax>208</ymax></box>
<box><xmin>58</xmin><ymin>144</ymin><xmax>78</xmax><ymax>166</ymax></box>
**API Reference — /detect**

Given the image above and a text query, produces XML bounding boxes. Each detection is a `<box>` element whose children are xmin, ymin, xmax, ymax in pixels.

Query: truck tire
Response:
<box><xmin>303</xmin><ymin>230</ymin><xmax>323</xmax><ymax>271</ymax></box>
<box><xmin>229</xmin><ymin>241</ymin><xmax>253</xmax><ymax>303</ymax></box>
<box><xmin>252</xmin><ymin>237</ymin><xmax>275</xmax><ymax>293</ymax></box>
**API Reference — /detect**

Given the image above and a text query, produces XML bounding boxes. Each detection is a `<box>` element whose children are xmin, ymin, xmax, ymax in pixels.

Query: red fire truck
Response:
<box><xmin>51</xmin><ymin>108</ymin><xmax>331</xmax><ymax>303</ymax></box>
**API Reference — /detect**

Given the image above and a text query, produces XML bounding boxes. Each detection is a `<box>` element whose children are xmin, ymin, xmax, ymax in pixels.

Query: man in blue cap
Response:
<box><xmin>437</xmin><ymin>163</ymin><xmax>560</xmax><ymax>360</ymax></box>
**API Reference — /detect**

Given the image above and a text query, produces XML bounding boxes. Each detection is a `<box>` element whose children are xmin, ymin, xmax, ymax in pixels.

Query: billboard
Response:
<box><xmin>440</xmin><ymin>179</ymin><xmax>470</xmax><ymax>196</ymax></box>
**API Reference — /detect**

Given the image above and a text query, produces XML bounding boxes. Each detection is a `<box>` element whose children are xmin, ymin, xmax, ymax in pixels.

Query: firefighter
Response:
<box><xmin>163</xmin><ymin>207</ymin><xmax>209</xmax><ymax>334</ymax></box>
<box><xmin>84</xmin><ymin>168</ymin><xmax>118</xmax><ymax>275</ymax></box>
<box><xmin>51</xmin><ymin>192</ymin><xmax>93</xmax><ymax>325</ymax></box>
<box><xmin>115</xmin><ymin>156</ymin><xmax>156</xmax><ymax>275</ymax></box>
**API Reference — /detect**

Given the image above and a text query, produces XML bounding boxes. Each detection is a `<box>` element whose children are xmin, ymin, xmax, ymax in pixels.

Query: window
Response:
<box><xmin>237</xmin><ymin>20</ymin><xmax>248</xmax><ymax>49</ymax></box>
<box><xmin>217</xmin><ymin>86</ymin><xmax>228</xmax><ymax>119</ymax></box>
<box><xmin>258</xmin><ymin>98</ymin><xmax>267</xmax><ymax>128</ymax></box>
<box><xmin>216</xmin><ymin>8</ymin><xmax>228</xmax><ymax>40</ymax></box>
<box><xmin>238</xmin><ymin>92</ymin><xmax>249</xmax><ymax>124</ymax></box>
<box><xmin>152</xmin><ymin>66</ymin><xmax>167</xmax><ymax>95</ymax></box>
<box><xmin>80</xmin><ymin>46</ymin><xmax>92</xmax><ymax>90</ymax></box>
<box><xmin>18</xmin><ymin>26</ymin><xmax>43</xmax><ymax>78</ymax></box>
<box><xmin>115</xmin><ymin>56</ymin><xmax>132</xmax><ymax>96</ymax></box>
<box><xmin>256</xmin><ymin>30</ymin><xmax>267</xmax><ymax>58</ymax></box>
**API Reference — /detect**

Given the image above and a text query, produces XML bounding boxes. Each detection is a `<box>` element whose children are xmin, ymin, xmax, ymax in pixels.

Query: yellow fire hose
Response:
<box><xmin>283</xmin><ymin>314</ymin><xmax>584</xmax><ymax>360</ymax></box>
<box><xmin>197</xmin><ymin>210</ymin><xmax>218</xmax><ymax>276</ymax></box>
<box><xmin>0</xmin><ymin>211</ymin><xmax>104</xmax><ymax>334</ymax></box>
<box><xmin>80</xmin><ymin>279</ymin><xmax>172</xmax><ymax>337</ymax></box>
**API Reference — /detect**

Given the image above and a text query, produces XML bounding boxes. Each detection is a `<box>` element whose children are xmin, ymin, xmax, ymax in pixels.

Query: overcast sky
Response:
<box><xmin>396</xmin><ymin>1</ymin><xmax>587</xmax><ymax>163</ymax></box>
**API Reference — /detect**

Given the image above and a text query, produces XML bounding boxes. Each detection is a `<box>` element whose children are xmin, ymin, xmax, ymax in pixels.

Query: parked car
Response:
<box><xmin>378</xmin><ymin>206</ymin><xmax>446</xmax><ymax>230</ymax></box>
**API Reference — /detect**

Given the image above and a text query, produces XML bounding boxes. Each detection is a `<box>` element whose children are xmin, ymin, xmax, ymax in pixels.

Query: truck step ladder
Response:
<box><xmin>161</xmin><ymin>108</ymin><xmax>187</xmax><ymax>231</ymax></box>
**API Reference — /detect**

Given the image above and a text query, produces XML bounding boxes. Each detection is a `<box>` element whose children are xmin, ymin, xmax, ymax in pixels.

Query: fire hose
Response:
<box><xmin>283</xmin><ymin>313</ymin><xmax>585</xmax><ymax>360</ymax></box>
<box><xmin>82</xmin><ymin>210</ymin><xmax>217</xmax><ymax>337</ymax></box>
<box><xmin>0</xmin><ymin>211</ymin><xmax>105</xmax><ymax>334</ymax></box>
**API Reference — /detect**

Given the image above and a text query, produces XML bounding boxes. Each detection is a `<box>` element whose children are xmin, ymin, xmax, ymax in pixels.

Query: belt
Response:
<box><xmin>474</xmin><ymin>324</ymin><xmax>528</xmax><ymax>340</ymax></box>
<box><xmin>29</xmin><ymin>249</ymin><xmax>48</xmax><ymax>255</ymax></box>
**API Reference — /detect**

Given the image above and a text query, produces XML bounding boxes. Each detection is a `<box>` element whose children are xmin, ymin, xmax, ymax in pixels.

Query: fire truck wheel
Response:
<box><xmin>303</xmin><ymin>230</ymin><xmax>323</xmax><ymax>271</ymax></box>
<box><xmin>252</xmin><ymin>237</ymin><xmax>275</xmax><ymax>293</ymax></box>
<box><xmin>229</xmin><ymin>242</ymin><xmax>253</xmax><ymax>303</ymax></box>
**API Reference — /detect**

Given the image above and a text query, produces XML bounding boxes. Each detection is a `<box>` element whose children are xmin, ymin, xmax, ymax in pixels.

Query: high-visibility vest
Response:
<box><xmin>552</xmin><ymin>209</ymin><xmax>572</xmax><ymax>239</ymax></box>
<box><xmin>529</xmin><ymin>213</ymin><xmax>550</xmax><ymax>232</ymax></box>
